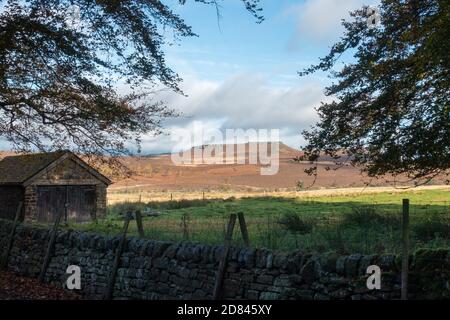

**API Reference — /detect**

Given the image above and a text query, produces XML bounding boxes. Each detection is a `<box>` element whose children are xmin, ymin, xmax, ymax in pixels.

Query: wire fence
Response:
<box><xmin>69</xmin><ymin>195</ymin><xmax>450</xmax><ymax>255</ymax></box>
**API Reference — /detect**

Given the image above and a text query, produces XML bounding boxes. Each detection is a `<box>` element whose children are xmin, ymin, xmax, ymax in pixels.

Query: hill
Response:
<box><xmin>109</xmin><ymin>142</ymin><xmax>430</xmax><ymax>191</ymax></box>
<box><xmin>1</xmin><ymin>143</ymin><xmax>445</xmax><ymax>192</ymax></box>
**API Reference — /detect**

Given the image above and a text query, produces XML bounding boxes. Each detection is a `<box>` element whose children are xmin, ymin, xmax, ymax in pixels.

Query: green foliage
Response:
<box><xmin>0</xmin><ymin>0</ymin><xmax>262</xmax><ymax>163</ymax></box>
<box><xmin>413</xmin><ymin>217</ymin><xmax>450</xmax><ymax>241</ymax></box>
<box><xmin>278</xmin><ymin>213</ymin><xmax>315</xmax><ymax>235</ymax></box>
<box><xmin>341</xmin><ymin>206</ymin><xmax>401</xmax><ymax>228</ymax></box>
<box><xmin>66</xmin><ymin>189</ymin><xmax>450</xmax><ymax>254</ymax></box>
<box><xmin>107</xmin><ymin>197</ymin><xmax>234</xmax><ymax>215</ymax></box>
<box><xmin>150</xmin><ymin>199</ymin><xmax>212</xmax><ymax>210</ymax></box>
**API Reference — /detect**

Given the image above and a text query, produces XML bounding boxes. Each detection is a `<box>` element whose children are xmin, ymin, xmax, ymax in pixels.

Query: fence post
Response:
<box><xmin>237</xmin><ymin>212</ymin><xmax>250</xmax><ymax>248</ymax></box>
<box><xmin>38</xmin><ymin>209</ymin><xmax>64</xmax><ymax>283</ymax></box>
<box><xmin>401</xmin><ymin>198</ymin><xmax>410</xmax><ymax>300</ymax></box>
<box><xmin>104</xmin><ymin>212</ymin><xmax>132</xmax><ymax>300</ymax></box>
<box><xmin>212</xmin><ymin>213</ymin><xmax>236</xmax><ymax>300</ymax></box>
<box><xmin>181</xmin><ymin>213</ymin><xmax>189</xmax><ymax>240</ymax></box>
<box><xmin>64</xmin><ymin>186</ymin><xmax>69</xmax><ymax>223</ymax></box>
<box><xmin>135</xmin><ymin>210</ymin><xmax>145</xmax><ymax>238</ymax></box>
<box><xmin>0</xmin><ymin>202</ymin><xmax>23</xmax><ymax>271</ymax></box>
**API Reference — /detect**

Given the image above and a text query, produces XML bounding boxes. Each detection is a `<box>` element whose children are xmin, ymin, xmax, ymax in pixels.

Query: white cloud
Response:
<box><xmin>286</xmin><ymin>0</ymin><xmax>380</xmax><ymax>48</ymax></box>
<box><xmin>137</xmin><ymin>73</ymin><xmax>328</xmax><ymax>154</ymax></box>
<box><xmin>1</xmin><ymin>72</ymin><xmax>327</xmax><ymax>155</ymax></box>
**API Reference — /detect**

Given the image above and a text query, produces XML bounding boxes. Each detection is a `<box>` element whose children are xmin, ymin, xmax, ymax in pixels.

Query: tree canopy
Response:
<box><xmin>0</xmin><ymin>0</ymin><xmax>263</xmax><ymax>168</ymax></box>
<box><xmin>300</xmin><ymin>0</ymin><xmax>449</xmax><ymax>184</ymax></box>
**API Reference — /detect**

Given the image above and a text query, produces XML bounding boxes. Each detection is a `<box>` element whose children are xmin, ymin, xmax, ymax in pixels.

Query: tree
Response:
<box><xmin>300</xmin><ymin>0</ymin><xmax>449</xmax><ymax>185</ymax></box>
<box><xmin>0</xmin><ymin>0</ymin><xmax>263</xmax><ymax>172</ymax></box>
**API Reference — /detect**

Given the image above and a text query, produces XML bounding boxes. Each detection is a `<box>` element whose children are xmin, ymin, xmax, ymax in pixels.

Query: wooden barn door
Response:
<box><xmin>67</xmin><ymin>185</ymin><xmax>96</xmax><ymax>222</ymax></box>
<box><xmin>0</xmin><ymin>186</ymin><xmax>24</xmax><ymax>221</ymax></box>
<box><xmin>37</xmin><ymin>185</ymin><xmax>96</xmax><ymax>223</ymax></box>
<box><xmin>37</xmin><ymin>186</ymin><xmax>66</xmax><ymax>223</ymax></box>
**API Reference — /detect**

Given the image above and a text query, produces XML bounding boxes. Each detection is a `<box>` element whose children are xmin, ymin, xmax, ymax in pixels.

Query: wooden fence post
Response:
<box><xmin>401</xmin><ymin>198</ymin><xmax>410</xmax><ymax>300</ymax></box>
<box><xmin>64</xmin><ymin>186</ymin><xmax>69</xmax><ymax>223</ymax></box>
<box><xmin>212</xmin><ymin>213</ymin><xmax>236</xmax><ymax>300</ymax></box>
<box><xmin>104</xmin><ymin>212</ymin><xmax>132</xmax><ymax>300</ymax></box>
<box><xmin>38</xmin><ymin>209</ymin><xmax>64</xmax><ymax>283</ymax></box>
<box><xmin>0</xmin><ymin>202</ymin><xmax>23</xmax><ymax>271</ymax></box>
<box><xmin>135</xmin><ymin>210</ymin><xmax>145</xmax><ymax>238</ymax></box>
<box><xmin>237</xmin><ymin>212</ymin><xmax>250</xmax><ymax>248</ymax></box>
<box><xmin>181</xmin><ymin>213</ymin><xmax>189</xmax><ymax>240</ymax></box>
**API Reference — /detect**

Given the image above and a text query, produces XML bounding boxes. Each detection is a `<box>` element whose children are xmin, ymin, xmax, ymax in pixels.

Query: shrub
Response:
<box><xmin>107</xmin><ymin>202</ymin><xmax>145</xmax><ymax>216</ymax></box>
<box><xmin>321</xmin><ymin>226</ymin><xmax>348</xmax><ymax>255</ymax></box>
<box><xmin>153</xmin><ymin>199</ymin><xmax>209</xmax><ymax>210</ymax></box>
<box><xmin>278</xmin><ymin>213</ymin><xmax>316</xmax><ymax>235</ymax></box>
<box><xmin>341</xmin><ymin>206</ymin><xmax>401</xmax><ymax>228</ymax></box>
<box><xmin>413</xmin><ymin>218</ymin><xmax>450</xmax><ymax>241</ymax></box>
<box><xmin>296</xmin><ymin>180</ymin><xmax>304</xmax><ymax>191</ymax></box>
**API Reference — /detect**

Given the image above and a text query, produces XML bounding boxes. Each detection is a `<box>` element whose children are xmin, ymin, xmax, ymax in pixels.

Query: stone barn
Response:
<box><xmin>0</xmin><ymin>151</ymin><xmax>111</xmax><ymax>223</ymax></box>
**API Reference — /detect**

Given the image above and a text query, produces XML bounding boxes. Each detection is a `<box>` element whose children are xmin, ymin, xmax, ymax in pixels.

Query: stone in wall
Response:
<box><xmin>0</xmin><ymin>219</ymin><xmax>448</xmax><ymax>300</ymax></box>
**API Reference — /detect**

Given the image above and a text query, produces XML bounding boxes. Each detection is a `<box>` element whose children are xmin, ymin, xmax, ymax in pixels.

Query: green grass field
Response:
<box><xmin>66</xmin><ymin>189</ymin><xmax>450</xmax><ymax>255</ymax></box>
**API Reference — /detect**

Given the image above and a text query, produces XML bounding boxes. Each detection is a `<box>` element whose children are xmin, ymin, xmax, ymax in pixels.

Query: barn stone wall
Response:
<box><xmin>24</xmin><ymin>185</ymin><xmax>37</xmax><ymax>221</ymax></box>
<box><xmin>95</xmin><ymin>184</ymin><xmax>107</xmax><ymax>218</ymax></box>
<box><xmin>22</xmin><ymin>158</ymin><xmax>107</xmax><ymax>221</ymax></box>
<box><xmin>34</xmin><ymin>158</ymin><xmax>99</xmax><ymax>184</ymax></box>
<box><xmin>0</xmin><ymin>219</ymin><xmax>449</xmax><ymax>300</ymax></box>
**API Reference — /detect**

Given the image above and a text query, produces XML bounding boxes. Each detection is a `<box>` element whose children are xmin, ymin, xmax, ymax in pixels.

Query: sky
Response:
<box><xmin>138</xmin><ymin>0</ymin><xmax>380</xmax><ymax>154</ymax></box>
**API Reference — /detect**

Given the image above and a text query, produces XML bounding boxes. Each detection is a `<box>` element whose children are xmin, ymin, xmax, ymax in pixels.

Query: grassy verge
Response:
<box><xmin>65</xmin><ymin>189</ymin><xmax>450</xmax><ymax>255</ymax></box>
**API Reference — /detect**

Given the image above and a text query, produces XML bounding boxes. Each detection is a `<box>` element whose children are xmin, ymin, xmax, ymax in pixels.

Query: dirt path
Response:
<box><xmin>0</xmin><ymin>271</ymin><xmax>81</xmax><ymax>300</ymax></box>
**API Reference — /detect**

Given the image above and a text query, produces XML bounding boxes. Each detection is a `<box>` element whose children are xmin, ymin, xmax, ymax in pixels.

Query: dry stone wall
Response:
<box><xmin>0</xmin><ymin>219</ymin><xmax>448</xmax><ymax>300</ymax></box>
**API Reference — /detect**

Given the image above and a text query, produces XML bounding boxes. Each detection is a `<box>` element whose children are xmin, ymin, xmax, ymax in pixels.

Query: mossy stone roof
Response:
<box><xmin>0</xmin><ymin>151</ymin><xmax>111</xmax><ymax>185</ymax></box>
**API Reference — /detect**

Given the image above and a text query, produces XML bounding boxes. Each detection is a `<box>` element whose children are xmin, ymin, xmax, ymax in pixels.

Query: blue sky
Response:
<box><xmin>165</xmin><ymin>0</ymin><xmax>320</xmax><ymax>86</ymax></box>
<box><xmin>136</xmin><ymin>0</ymin><xmax>379</xmax><ymax>154</ymax></box>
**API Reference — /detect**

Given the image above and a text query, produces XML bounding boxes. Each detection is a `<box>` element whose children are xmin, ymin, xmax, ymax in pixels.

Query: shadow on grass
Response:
<box><xmin>86</xmin><ymin>196</ymin><xmax>450</xmax><ymax>255</ymax></box>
